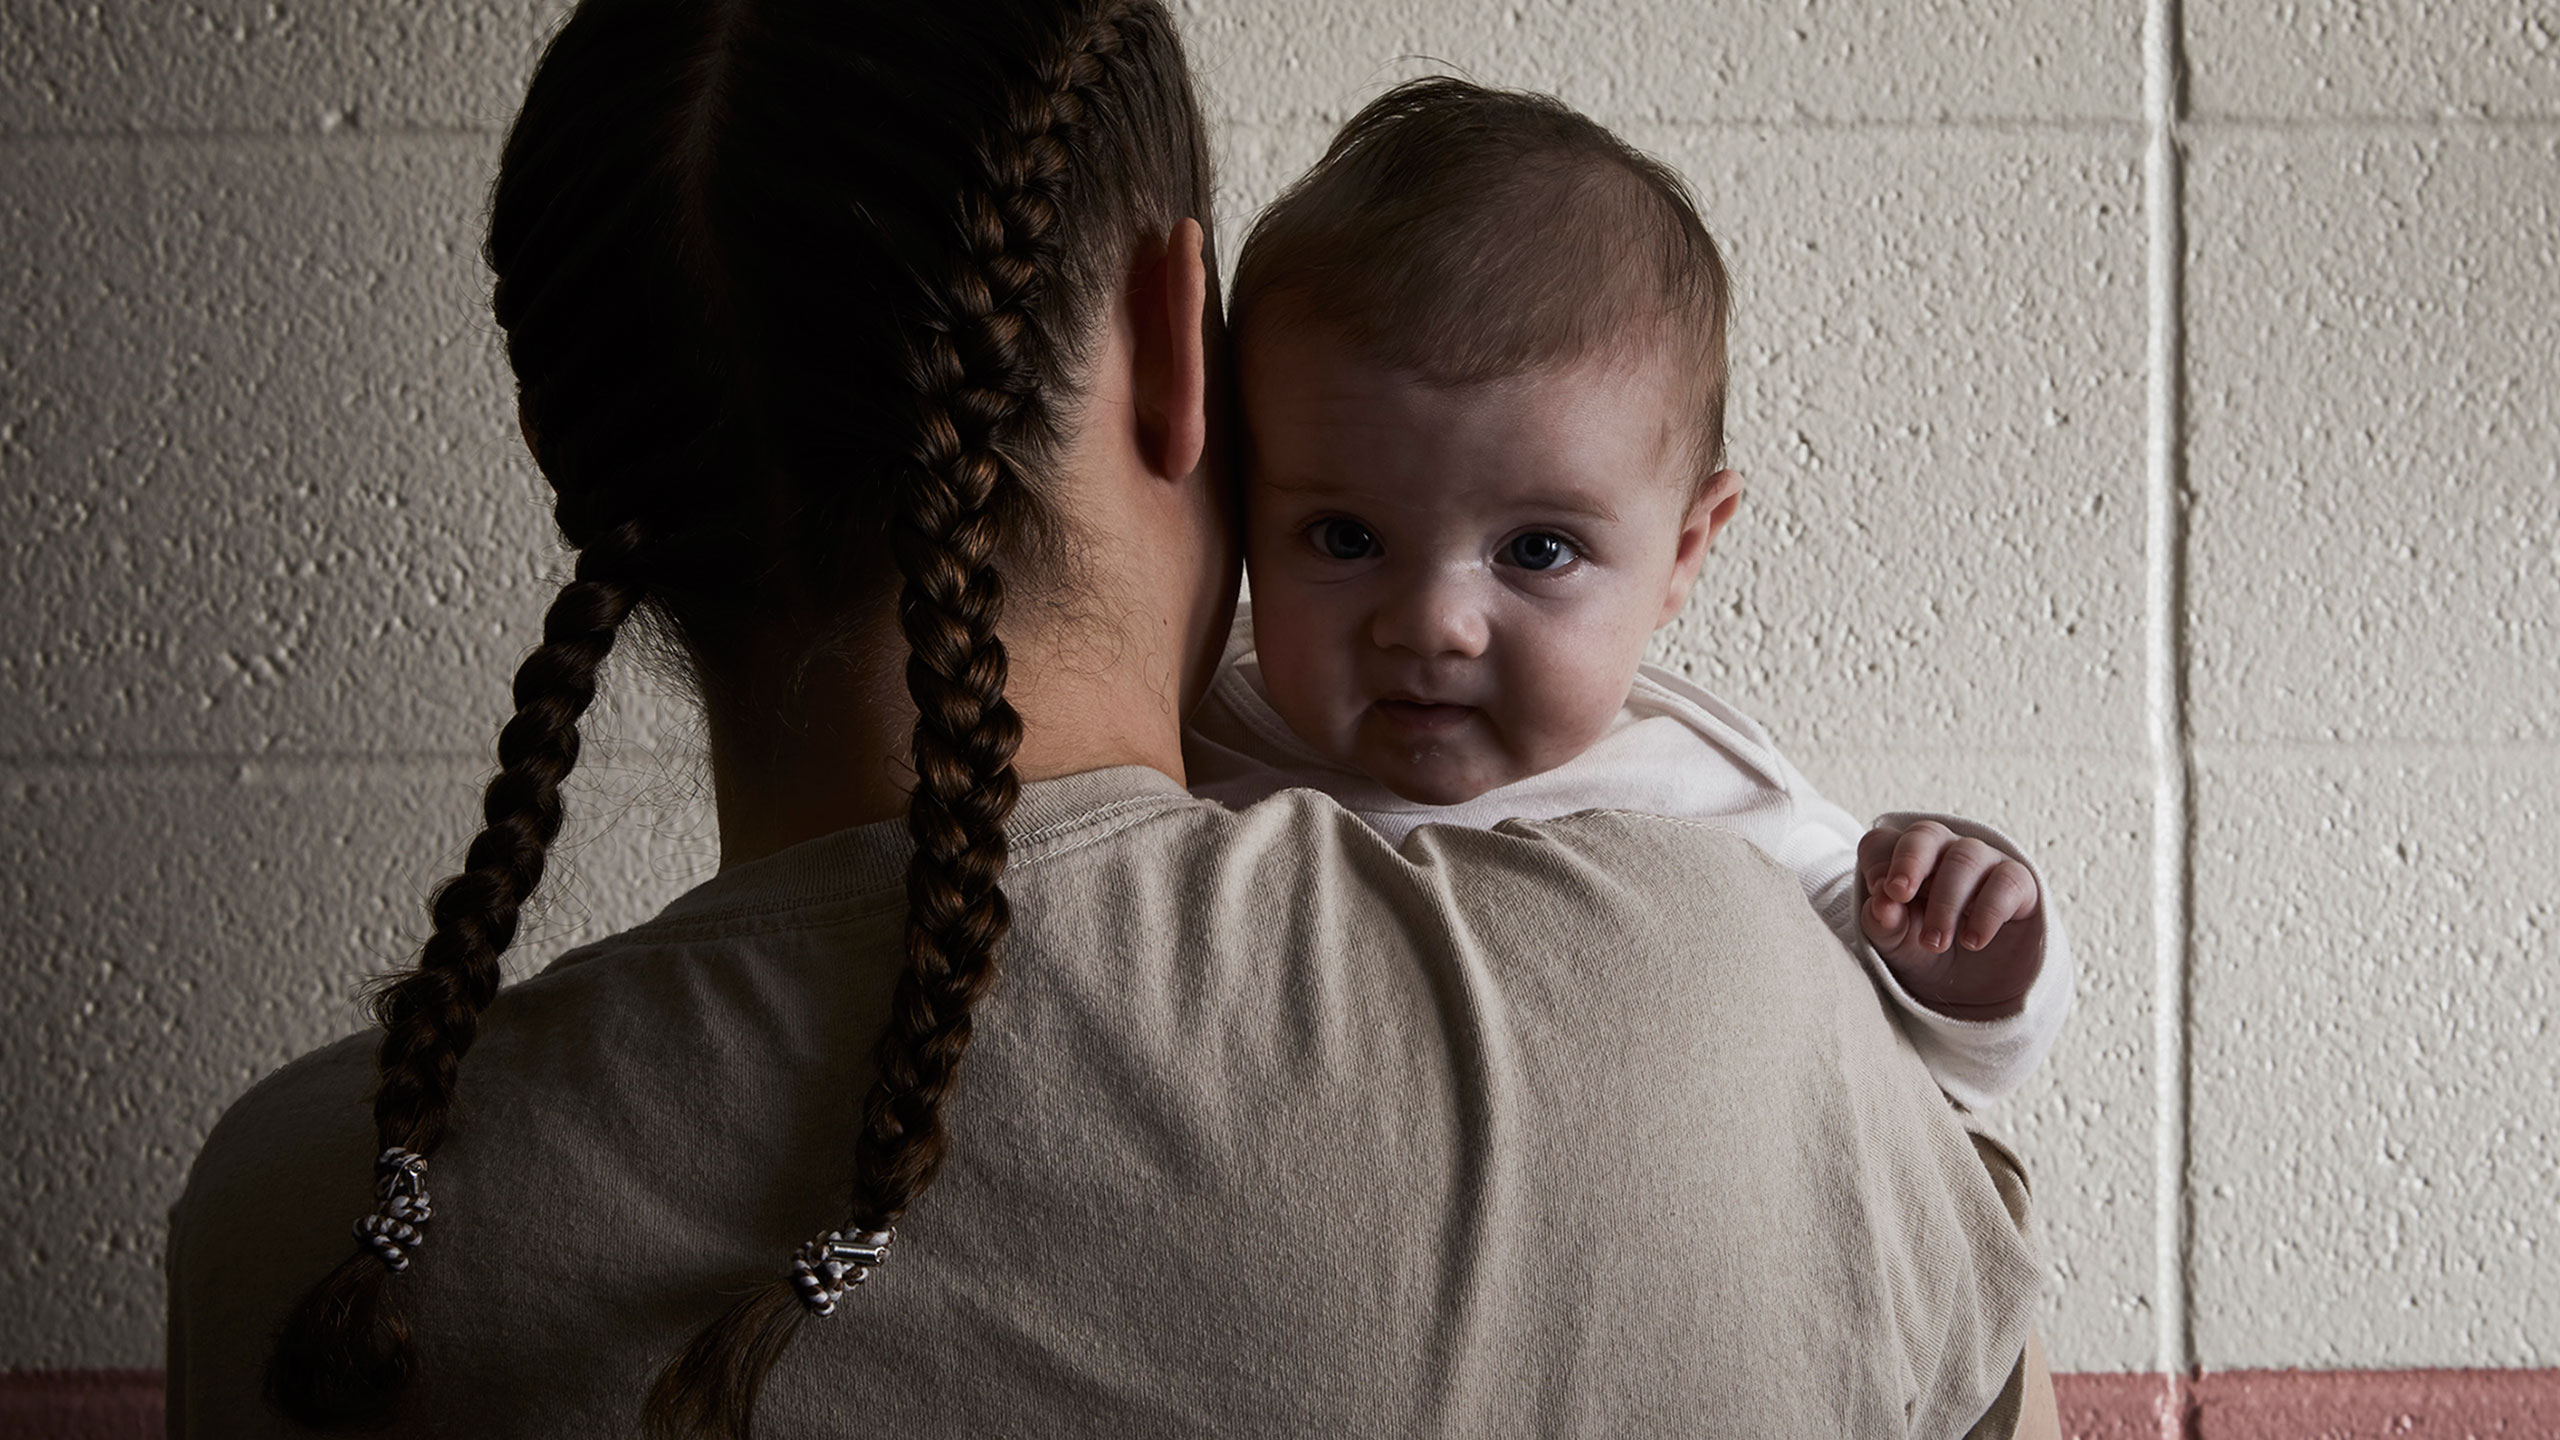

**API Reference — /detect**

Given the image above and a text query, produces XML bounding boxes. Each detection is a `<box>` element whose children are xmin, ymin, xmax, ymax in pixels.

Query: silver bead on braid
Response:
<box><xmin>353</xmin><ymin>1147</ymin><xmax>433</xmax><ymax>1272</ymax></box>
<box><xmin>789</xmin><ymin>1228</ymin><xmax>894</xmax><ymax>1317</ymax></box>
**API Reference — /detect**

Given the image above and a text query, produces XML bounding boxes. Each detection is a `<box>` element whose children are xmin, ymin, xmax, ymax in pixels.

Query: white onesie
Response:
<box><xmin>1182</xmin><ymin>611</ymin><xmax>2073</xmax><ymax>1110</ymax></box>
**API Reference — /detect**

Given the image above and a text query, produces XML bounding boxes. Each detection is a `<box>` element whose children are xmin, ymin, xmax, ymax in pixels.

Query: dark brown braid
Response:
<box><xmin>375</xmin><ymin>534</ymin><xmax>646</xmax><ymax>1147</ymax></box>
<box><xmin>855</xmin><ymin>11</ymin><xmax>1134</xmax><ymax>1232</ymax></box>
<box><xmin>265</xmin><ymin>526</ymin><xmax>644</xmax><ymax>1426</ymax></box>
<box><xmin>642</xmin><ymin>9</ymin><xmax>1136</xmax><ymax>1436</ymax></box>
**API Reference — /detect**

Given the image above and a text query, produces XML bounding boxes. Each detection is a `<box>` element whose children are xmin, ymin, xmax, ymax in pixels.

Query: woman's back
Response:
<box><xmin>171</xmin><ymin>770</ymin><xmax>2035</xmax><ymax>1437</ymax></box>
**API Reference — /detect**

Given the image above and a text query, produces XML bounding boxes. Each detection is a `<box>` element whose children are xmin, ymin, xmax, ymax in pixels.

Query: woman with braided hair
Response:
<box><xmin>166</xmin><ymin>1</ymin><xmax>2048</xmax><ymax>1436</ymax></box>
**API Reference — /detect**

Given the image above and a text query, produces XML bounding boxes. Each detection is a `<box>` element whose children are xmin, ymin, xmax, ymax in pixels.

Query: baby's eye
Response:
<box><xmin>1310</xmin><ymin>517</ymin><xmax>1379</xmax><ymax>561</ymax></box>
<box><xmin>1504</xmin><ymin>532</ymin><xmax>1578</xmax><ymax>572</ymax></box>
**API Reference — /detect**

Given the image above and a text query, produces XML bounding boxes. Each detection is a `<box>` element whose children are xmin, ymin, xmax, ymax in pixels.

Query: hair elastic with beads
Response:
<box><xmin>789</xmin><ymin>1229</ymin><xmax>894</xmax><ymax>1317</ymax></box>
<box><xmin>353</xmin><ymin>1147</ymin><xmax>433</xmax><ymax>1272</ymax></box>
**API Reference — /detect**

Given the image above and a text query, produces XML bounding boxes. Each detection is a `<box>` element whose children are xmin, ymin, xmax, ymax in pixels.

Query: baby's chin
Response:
<box><xmin>1353</xmin><ymin>742</ymin><xmax>1529</xmax><ymax>808</ymax></box>
<box><xmin>1337</xmin><ymin>711</ymin><xmax>1577</xmax><ymax>807</ymax></box>
<box><xmin>1374</xmin><ymin>769</ymin><xmax>1504</xmax><ymax>807</ymax></box>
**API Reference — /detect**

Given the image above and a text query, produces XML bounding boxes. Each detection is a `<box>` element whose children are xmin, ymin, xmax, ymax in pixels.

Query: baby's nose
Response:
<box><xmin>1370</xmin><ymin>570</ymin><xmax>1490</xmax><ymax>659</ymax></box>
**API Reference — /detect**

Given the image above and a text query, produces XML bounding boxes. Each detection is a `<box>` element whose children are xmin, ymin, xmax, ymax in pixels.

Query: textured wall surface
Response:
<box><xmin>2</xmin><ymin>0</ymin><xmax>2553</xmax><ymax>1392</ymax></box>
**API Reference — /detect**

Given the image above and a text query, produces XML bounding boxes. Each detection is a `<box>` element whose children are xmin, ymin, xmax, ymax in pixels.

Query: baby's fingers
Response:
<box><xmin>1917</xmin><ymin>839</ymin><xmax>2006</xmax><ymax>953</ymax></box>
<box><xmin>1958</xmin><ymin>860</ymin><xmax>2041</xmax><ymax>949</ymax></box>
<box><xmin>1862</xmin><ymin>820</ymin><xmax>1955</xmax><ymax>906</ymax></box>
<box><xmin>1860</xmin><ymin>890</ymin><xmax>1917</xmax><ymax>952</ymax></box>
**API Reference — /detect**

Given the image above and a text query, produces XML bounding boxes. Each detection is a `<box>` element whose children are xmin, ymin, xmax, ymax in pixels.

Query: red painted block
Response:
<box><xmin>7</xmin><ymin>1366</ymin><xmax>2560</xmax><ymax>1437</ymax></box>
<box><xmin>2193</xmin><ymin>1368</ymin><xmax>2560</xmax><ymax>1439</ymax></box>
<box><xmin>2056</xmin><ymin>1369</ymin><xmax>2186</xmax><ymax>1439</ymax></box>
<box><xmin>0</xmin><ymin>1370</ymin><xmax>160</xmax><ymax>1440</ymax></box>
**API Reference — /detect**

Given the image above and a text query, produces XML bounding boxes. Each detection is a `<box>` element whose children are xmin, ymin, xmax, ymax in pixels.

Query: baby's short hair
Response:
<box><xmin>1234</xmin><ymin>77</ymin><xmax>1732</xmax><ymax>488</ymax></box>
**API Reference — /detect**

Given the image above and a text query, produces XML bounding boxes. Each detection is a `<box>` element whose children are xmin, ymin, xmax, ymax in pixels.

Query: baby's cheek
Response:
<box><xmin>1253</xmin><ymin>610</ymin><xmax>1359</xmax><ymax>751</ymax></box>
<box><xmin>1506</xmin><ymin>622</ymin><xmax>1645</xmax><ymax>766</ymax></box>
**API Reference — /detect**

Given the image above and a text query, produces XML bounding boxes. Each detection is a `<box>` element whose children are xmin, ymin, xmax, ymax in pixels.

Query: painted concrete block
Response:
<box><xmin>1638</xmin><ymin>130</ymin><xmax>2148</xmax><ymax>758</ymax></box>
<box><xmin>2187</xmin><ymin>133</ymin><xmax>2560</xmax><ymax>745</ymax></box>
<box><xmin>0</xmin><ymin>759</ymin><xmax>716</xmax><ymax>1366</ymax></box>
<box><xmin>2189</xmin><ymin>754</ymin><xmax>2560</xmax><ymax>1367</ymax></box>
<box><xmin>2189</xmin><ymin>0</ymin><xmax>2560</xmax><ymax>119</ymax></box>
<box><xmin>1184</xmin><ymin>0</ymin><xmax>2141</xmax><ymax>127</ymax></box>
<box><xmin>0</xmin><ymin>0</ymin><xmax>564</xmax><ymax>135</ymax></box>
<box><xmin>0</xmin><ymin>136</ymin><xmax>692</xmax><ymax>758</ymax></box>
<box><xmin>0</xmin><ymin>0</ymin><xmax>2143</xmax><ymax>138</ymax></box>
<box><xmin>1817</xmin><ymin>752</ymin><xmax>2160</xmax><ymax>1373</ymax></box>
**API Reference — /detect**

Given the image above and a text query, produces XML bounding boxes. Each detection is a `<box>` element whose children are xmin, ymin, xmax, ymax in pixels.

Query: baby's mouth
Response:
<box><xmin>1371</xmin><ymin>698</ymin><xmax>1476</xmax><ymax>735</ymax></box>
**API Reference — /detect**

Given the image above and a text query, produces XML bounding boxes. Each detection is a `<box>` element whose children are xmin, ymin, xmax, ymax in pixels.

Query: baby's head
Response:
<box><xmin>1231</xmin><ymin>78</ymin><xmax>1740</xmax><ymax>806</ymax></box>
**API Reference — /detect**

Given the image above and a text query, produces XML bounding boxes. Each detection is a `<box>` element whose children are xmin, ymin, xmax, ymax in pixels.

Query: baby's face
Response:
<box><xmin>1240</xmin><ymin>325</ymin><xmax>1735</xmax><ymax>806</ymax></box>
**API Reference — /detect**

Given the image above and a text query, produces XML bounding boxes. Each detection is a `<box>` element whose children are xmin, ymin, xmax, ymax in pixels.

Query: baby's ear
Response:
<box><xmin>1691</xmin><ymin>467</ymin><xmax>1745</xmax><ymax>539</ymax></box>
<box><xmin>1659</xmin><ymin>469</ymin><xmax>1744</xmax><ymax>624</ymax></box>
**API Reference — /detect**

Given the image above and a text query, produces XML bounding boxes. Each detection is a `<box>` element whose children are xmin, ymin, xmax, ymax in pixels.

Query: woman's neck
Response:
<box><xmin>706</xmin><ymin>565</ymin><xmax>1221</xmax><ymax>870</ymax></box>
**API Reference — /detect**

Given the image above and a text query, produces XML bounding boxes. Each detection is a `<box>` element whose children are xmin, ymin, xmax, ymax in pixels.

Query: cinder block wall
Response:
<box><xmin>4</xmin><ymin>0</ymin><xmax>2553</xmax><ymax>1420</ymax></box>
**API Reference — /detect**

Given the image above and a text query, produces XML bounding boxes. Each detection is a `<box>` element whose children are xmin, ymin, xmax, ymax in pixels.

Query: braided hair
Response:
<box><xmin>259</xmin><ymin>1</ymin><xmax>1214</xmax><ymax>1433</ymax></box>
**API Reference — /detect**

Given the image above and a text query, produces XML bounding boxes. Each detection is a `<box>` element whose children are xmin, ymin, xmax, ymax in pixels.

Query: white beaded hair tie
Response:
<box><xmin>354</xmin><ymin>1147</ymin><xmax>433</xmax><ymax>1272</ymax></box>
<box><xmin>790</xmin><ymin>1228</ymin><xmax>894</xmax><ymax>1317</ymax></box>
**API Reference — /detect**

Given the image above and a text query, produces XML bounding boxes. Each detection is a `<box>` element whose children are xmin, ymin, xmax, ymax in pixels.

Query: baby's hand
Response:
<box><xmin>1857</xmin><ymin>819</ymin><xmax>2043</xmax><ymax>1020</ymax></box>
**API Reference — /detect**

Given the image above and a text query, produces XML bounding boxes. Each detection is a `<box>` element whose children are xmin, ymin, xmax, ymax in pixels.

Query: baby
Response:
<box><xmin>1185</xmin><ymin>78</ymin><xmax>2071</xmax><ymax>1108</ymax></box>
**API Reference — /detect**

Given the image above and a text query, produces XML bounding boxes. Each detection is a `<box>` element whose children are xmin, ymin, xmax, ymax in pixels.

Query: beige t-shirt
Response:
<box><xmin>168</xmin><ymin>766</ymin><xmax>2038</xmax><ymax>1438</ymax></box>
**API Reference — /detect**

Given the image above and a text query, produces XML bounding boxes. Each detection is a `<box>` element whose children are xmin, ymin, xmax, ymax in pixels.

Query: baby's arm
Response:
<box><xmin>1767</xmin><ymin>767</ymin><xmax>2073</xmax><ymax>1109</ymax></box>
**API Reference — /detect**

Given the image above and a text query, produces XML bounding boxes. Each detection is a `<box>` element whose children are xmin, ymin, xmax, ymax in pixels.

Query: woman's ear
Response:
<box><xmin>1657</xmin><ymin>468</ymin><xmax>1745</xmax><ymax>626</ymax></box>
<box><xmin>1130</xmin><ymin>217</ymin><xmax>1209</xmax><ymax>483</ymax></box>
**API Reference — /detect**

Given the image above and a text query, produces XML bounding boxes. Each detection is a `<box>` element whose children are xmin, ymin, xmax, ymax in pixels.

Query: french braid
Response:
<box><xmin>265</xmin><ymin>525</ymin><xmax>645</xmax><ymax>1426</ymax></box>
<box><xmin>640</xmin><ymin>9</ymin><xmax>1133</xmax><ymax>1436</ymax></box>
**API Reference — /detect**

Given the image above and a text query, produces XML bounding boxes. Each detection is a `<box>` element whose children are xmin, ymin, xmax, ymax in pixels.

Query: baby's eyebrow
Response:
<box><xmin>1520</xmin><ymin>491</ymin><xmax>1623</xmax><ymax>524</ymax></box>
<box><xmin>1253</xmin><ymin>472</ymin><xmax>1624</xmax><ymax>525</ymax></box>
<box><xmin>1251</xmin><ymin>472</ymin><xmax>1402</xmax><ymax>510</ymax></box>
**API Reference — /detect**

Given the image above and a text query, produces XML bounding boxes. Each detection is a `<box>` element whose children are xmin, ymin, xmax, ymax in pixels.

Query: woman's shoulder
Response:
<box><xmin>1060</xmin><ymin>773</ymin><xmax>1803</xmax><ymax>903</ymax></box>
<box><xmin>1400</xmin><ymin>802</ymin><xmax>1814</xmax><ymax>921</ymax></box>
<box><xmin>1021</xmin><ymin>780</ymin><xmax>1827</xmax><ymax>1012</ymax></box>
<box><xmin>167</xmin><ymin>1029</ymin><xmax>380</xmax><ymax>1432</ymax></box>
<box><xmin>1045</xmin><ymin>774</ymin><xmax>1790</xmax><ymax>901</ymax></box>
<box><xmin>1398</xmin><ymin>807</ymin><xmax>1843</xmax><ymax>997</ymax></box>
<box><xmin>177</xmin><ymin>1029</ymin><xmax>376</xmax><ymax>1234</ymax></box>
